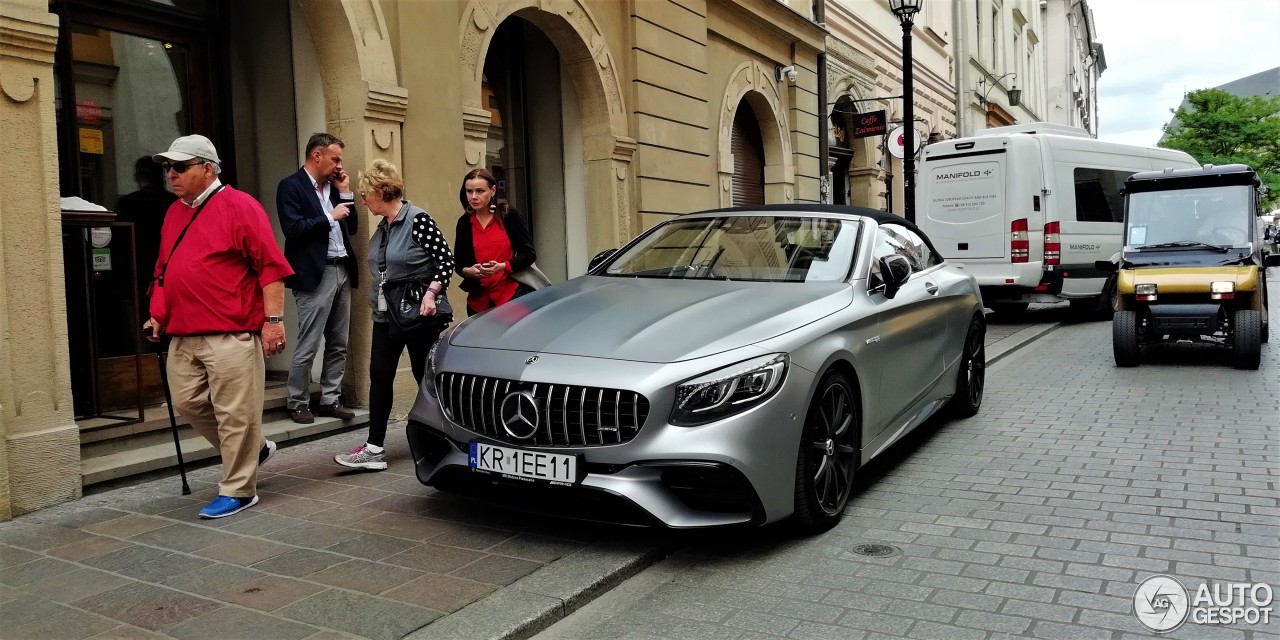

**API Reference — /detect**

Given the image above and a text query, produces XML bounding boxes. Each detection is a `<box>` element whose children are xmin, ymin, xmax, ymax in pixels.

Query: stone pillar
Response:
<box><xmin>0</xmin><ymin>0</ymin><xmax>81</xmax><ymax>520</ymax></box>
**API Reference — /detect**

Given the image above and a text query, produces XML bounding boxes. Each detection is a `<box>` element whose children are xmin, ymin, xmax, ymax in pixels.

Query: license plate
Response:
<box><xmin>468</xmin><ymin>441</ymin><xmax>578</xmax><ymax>486</ymax></box>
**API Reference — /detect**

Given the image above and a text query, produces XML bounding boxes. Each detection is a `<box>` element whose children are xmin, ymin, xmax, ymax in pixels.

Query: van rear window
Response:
<box><xmin>1074</xmin><ymin>168</ymin><xmax>1132</xmax><ymax>223</ymax></box>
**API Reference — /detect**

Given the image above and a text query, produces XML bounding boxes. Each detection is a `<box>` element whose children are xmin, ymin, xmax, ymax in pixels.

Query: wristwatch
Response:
<box><xmin>265</xmin><ymin>315</ymin><xmax>284</xmax><ymax>324</ymax></box>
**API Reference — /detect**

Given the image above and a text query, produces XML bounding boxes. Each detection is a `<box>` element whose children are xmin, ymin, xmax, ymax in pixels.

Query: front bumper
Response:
<box><xmin>406</xmin><ymin>348</ymin><xmax>817</xmax><ymax>528</ymax></box>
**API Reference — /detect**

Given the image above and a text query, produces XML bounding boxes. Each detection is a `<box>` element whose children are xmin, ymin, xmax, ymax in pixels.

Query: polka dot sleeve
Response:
<box><xmin>412</xmin><ymin>211</ymin><xmax>455</xmax><ymax>288</ymax></box>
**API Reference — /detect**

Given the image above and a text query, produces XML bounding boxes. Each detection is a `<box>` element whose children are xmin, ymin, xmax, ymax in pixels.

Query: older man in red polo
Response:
<box><xmin>143</xmin><ymin>134</ymin><xmax>294</xmax><ymax>519</ymax></box>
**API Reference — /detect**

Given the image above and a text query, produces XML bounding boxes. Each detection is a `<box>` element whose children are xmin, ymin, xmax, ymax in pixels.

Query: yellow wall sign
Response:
<box><xmin>79</xmin><ymin>128</ymin><xmax>104</xmax><ymax>154</ymax></box>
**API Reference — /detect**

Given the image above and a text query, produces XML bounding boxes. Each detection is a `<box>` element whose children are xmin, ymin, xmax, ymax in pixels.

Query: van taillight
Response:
<box><xmin>1044</xmin><ymin>221</ymin><xmax>1060</xmax><ymax>265</ymax></box>
<box><xmin>1011</xmin><ymin>218</ymin><xmax>1029</xmax><ymax>263</ymax></box>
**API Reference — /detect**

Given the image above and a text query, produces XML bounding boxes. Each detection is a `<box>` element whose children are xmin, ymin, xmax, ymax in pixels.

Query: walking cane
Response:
<box><xmin>153</xmin><ymin>337</ymin><xmax>192</xmax><ymax>495</ymax></box>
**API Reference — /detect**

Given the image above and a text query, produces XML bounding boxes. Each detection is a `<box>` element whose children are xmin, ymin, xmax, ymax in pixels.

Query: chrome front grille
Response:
<box><xmin>437</xmin><ymin>372</ymin><xmax>650</xmax><ymax>446</ymax></box>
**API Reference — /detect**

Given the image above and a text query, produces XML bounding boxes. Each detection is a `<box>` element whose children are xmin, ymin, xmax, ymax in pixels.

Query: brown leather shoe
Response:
<box><xmin>318</xmin><ymin>404</ymin><xmax>355</xmax><ymax>420</ymax></box>
<box><xmin>290</xmin><ymin>408</ymin><xmax>315</xmax><ymax>424</ymax></box>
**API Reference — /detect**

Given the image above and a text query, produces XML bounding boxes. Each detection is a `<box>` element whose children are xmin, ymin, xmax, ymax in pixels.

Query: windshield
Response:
<box><xmin>604</xmin><ymin>215</ymin><xmax>861</xmax><ymax>282</ymax></box>
<box><xmin>1125</xmin><ymin>186</ymin><xmax>1252</xmax><ymax>249</ymax></box>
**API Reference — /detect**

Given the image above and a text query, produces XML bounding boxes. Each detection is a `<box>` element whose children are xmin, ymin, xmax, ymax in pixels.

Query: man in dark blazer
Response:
<box><xmin>278</xmin><ymin>133</ymin><xmax>359</xmax><ymax>424</ymax></box>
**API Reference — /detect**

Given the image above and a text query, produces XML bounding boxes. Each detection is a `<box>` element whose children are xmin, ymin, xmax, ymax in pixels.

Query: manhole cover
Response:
<box><xmin>850</xmin><ymin>543</ymin><xmax>899</xmax><ymax>557</ymax></box>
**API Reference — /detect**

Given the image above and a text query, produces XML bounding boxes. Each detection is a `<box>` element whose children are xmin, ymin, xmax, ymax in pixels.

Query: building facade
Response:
<box><xmin>954</xmin><ymin>0</ymin><xmax>1046</xmax><ymax>136</ymax></box>
<box><xmin>954</xmin><ymin>0</ymin><xmax>1103</xmax><ymax>138</ymax></box>
<box><xmin>0</xmin><ymin>0</ymin><xmax>825</xmax><ymax>518</ymax></box>
<box><xmin>1043</xmin><ymin>0</ymin><xmax>1104</xmax><ymax>136</ymax></box>
<box><xmin>823</xmin><ymin>0</ymin><xmax>957</xmax><ymax>212</ymax></box>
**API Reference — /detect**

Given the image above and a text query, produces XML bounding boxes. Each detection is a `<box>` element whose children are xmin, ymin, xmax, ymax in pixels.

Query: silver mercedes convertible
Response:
<box><xmin>407</xmin><ymin>205</ymin><xmax>986</xmax><ymax>532</ymax></box>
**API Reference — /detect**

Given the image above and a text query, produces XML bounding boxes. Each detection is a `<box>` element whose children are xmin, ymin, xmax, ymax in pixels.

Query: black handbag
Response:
<box><xmin>382</xmin><ymin>277</ymin><xmax>452</xmax><ymax>336</ymax></box>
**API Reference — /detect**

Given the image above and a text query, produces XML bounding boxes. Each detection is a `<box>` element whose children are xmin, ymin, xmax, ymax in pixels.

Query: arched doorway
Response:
<box><xmin>480</xmin><ymin>16</ymin><xmax>577</xmax><ymax>281</ymax></box>
<box><xmin>461</xmin><ymin>1</ymin><xmax>634</xmax><ymax>275</ymax></box>
<box><xmin>731</xmin><ymin>99</ymin><xmax>766</xmax><ymax>206</ymax></box>
<box><xmin>828</xmin><ymin>96</ymin><xmax>857</xmax><ymax>205</ymax></box>
<box><xmin>716</xmin><ymin>61</ymin><xmax>794</xmax><ymax>207</ymax></box>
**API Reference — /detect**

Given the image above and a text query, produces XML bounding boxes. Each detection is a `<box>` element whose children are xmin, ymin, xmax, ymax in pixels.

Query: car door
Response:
<box><xmin>866</xmin><ymin>224</ymin><xmax>950</xmax><ymax>437</ymax></box>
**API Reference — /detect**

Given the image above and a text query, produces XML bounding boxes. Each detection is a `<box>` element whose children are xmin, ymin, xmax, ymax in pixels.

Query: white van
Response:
<box><xmin>917</xmin><ymin>123</ymin><xmax>1199</xmax><ymax>314</ymax></box>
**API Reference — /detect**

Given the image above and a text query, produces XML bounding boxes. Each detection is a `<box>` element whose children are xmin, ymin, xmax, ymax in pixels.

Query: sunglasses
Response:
<box><xmin>162</xmin><ymin>161</ymin><xmax>206</xmax><ymax>174</ymax></box>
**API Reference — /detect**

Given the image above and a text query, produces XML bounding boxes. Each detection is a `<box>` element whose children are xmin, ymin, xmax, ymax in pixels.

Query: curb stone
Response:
<box><xmin>403</xmin><ymin>541</ymin><xmax>671</xmax><ymax>640</ymax></box>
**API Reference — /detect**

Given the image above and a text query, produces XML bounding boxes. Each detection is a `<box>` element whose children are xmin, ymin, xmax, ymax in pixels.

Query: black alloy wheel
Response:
<box><xmin>948</xmin><ymin>316</ymin><xmax>986</xmax><ymax>418</ymax></box>
<box><xmin>792</xmin><ymin>372</ymin><xmax>859</xmax><ymax>534</ymax></box>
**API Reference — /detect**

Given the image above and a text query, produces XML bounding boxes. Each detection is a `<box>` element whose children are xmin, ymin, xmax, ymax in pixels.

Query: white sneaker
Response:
<box><xmin>334</xmin><ymin>444</ymin><xmax>387</xmax><ymax>470</ymax></box>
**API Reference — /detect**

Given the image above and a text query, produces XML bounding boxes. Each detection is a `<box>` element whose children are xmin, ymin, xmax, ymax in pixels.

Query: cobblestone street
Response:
<box><xmin>537</xmin><ymin>303</ymin><xmax>1280</xmax><ymax>639</ymax></box>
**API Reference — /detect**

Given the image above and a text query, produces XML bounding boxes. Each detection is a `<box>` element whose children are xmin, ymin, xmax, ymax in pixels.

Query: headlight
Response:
<box><xmin>1134</xmin><ymin>283</ymin><xmax>1157</xmax><ymax>296</ymax></box>
<box><xmin>671</xmin><ymin>354</ymin><xmax>788</xmax><ymax>426</ymax></box>
<box><xmin>1210</xmin><ymin>281</ymin><xmax>1235</xmax><ymax>300</ymax></box>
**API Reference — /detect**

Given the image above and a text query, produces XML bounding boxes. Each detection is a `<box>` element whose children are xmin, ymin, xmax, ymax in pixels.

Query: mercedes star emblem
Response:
<box><xmin>500</xmin><ymin>391</ymin><xmax>540</xmax><ymax>440</ymax></box>
<box><xmin>525</xmin><ymin>355</ymin><xmax>539</xmax><ymax>365</ymax></box>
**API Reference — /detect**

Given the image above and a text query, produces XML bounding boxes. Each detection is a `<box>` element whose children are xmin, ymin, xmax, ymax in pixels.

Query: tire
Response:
<box><xmin>1113</xmin><ymin>310</ymin><xmax>1141</xmax><ymax>367</ymax></box>
<box><xmin>792</xmin><ymin>371</ymin><xmax>859</xmax><ymax>535</ymax></box>
<box><xmin>989</xmin><ymin>302</ymin><xmax>1029</xmax><ymax>317</ymax></box>
<box><xmin>1261</xmin><ymin>273</ymin><xmax>1269</xmax><ymax>344</ymax></box>
<box><xmin>947</xmin><ymin>316</ymin><xmax>986</xmax><ymax>419</ymax></box>
<box><xmin>1100</xmin><ymin>275</ymin><xmax>1119</xmax><ymax>319</ymax></box>
<box><xmin>1232</xmin><ymin>309</ymin><xmax>1261</xmax><ymax>370</ymax></box>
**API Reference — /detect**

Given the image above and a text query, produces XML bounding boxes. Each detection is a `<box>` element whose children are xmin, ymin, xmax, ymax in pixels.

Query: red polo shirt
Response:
<box><xmin>150</xmin><ymin>186</ymin><xmax>294</xmax><ymax>335</ymax></box>
<box><xmin>468</xmin><ymin>213</ymin><xmax>519</xmax><ymax>312</ymax></box>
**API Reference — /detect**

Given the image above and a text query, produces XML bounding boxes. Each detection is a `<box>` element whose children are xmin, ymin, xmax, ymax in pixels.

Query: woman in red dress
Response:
<box><xmin>453</xmin><ymin>168</ymin><xmax>537</xmax><ymax>315</ymax></box>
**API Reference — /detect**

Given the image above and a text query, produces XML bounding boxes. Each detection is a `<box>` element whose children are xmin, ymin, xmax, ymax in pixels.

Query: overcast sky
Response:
<box><xmin>1090</xmin><ymin>0</ymin><xmax>1280</xmax><ymax>147</ymax></box>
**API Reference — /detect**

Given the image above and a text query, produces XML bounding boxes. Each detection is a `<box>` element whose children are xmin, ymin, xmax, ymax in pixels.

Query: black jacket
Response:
<box><xmin>453</xmin><ymin>209</ymin><xmax>536</xmax><ymax>293</ymax></box>
<box><xmin>277</xmin><ymin>168</ymin><xmax>359</xmax><ymax>291</ymax></box>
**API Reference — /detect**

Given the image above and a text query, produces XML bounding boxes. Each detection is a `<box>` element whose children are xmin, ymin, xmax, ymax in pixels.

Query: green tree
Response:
<box><xmin>1159</xmin><ymin>88</ymin><xmax>1280</xmax><ymax>210</ymax></box>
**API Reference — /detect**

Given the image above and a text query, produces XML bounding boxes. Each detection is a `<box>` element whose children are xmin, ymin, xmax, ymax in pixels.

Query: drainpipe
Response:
<box><xmin>953</xmin><ymin>0</ymin><xmax>965</xmax><ymax>137</ymax></box>
<box><xmin>816</xmin><ymin>0</ymin><xmax>829</xmax><ymax>203</ymax></box>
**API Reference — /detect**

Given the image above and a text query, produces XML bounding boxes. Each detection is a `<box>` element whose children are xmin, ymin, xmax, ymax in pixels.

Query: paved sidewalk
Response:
<box><xmin>0</xmin><ymin>316</ymin><xmax>1062</xmax><ymax>640</ymax></box>
<box><xmin>0</xmin><ymin>429</ymin><xmax>655</xmax><ymax>640</ymax></box>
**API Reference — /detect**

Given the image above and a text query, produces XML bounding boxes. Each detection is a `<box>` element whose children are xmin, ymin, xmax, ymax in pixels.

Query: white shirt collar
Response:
<box><xmin>184</xmin><ymin>179</ymin><xmax>223</xmax><ymax>208</ymax></box>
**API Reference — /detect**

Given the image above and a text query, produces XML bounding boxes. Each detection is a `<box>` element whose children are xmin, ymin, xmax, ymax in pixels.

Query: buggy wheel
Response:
<box><xmin>1113</xmin><ymin>310</ymin><xmax>1141</xmax><ymax>367</ymax></box>
<box><xmin>1232</xmin><ymin>310</ymin><xmax>1261</xmax><ymax>370</ymax></box>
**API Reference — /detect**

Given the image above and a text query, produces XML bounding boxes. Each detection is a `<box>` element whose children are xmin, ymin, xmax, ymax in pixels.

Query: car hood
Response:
<box><xmin>449</xmin><ymin>276</ymin><xmax>852</xmax><ymax>362</ymax></box>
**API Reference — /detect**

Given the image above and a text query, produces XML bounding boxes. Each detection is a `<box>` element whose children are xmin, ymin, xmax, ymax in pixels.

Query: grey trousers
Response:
<box><xmin>288</xmin><ymin>265</ymin><xmax>351</xmax><ymax>409</ymax></box>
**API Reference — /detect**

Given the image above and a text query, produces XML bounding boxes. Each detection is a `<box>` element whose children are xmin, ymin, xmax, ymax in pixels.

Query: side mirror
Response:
<box><xmin>879</xmin><ymin>255</ymin><xmax>912</xmax><ymax>299</ymax></box>
<box><xmin>1094</xmin><ymin>260</ymin><xmax>1118</xmax><ymax>273</ymax></box>
<box><xmin>1265</xmin><ymin>253</ymin><xmax>1280</xmax><ymax>268</ymax></box>
<box><xmin>588</xmin><ymin>248</ymin><xmax>618</xmax><ymax>273</ymax></box>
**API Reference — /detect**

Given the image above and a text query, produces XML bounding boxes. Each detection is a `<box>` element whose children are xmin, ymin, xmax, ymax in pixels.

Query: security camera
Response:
<box><xmin>776</xmin><ymin>65</ymin><xmax>798</xmax><ymax>83</ymax></box>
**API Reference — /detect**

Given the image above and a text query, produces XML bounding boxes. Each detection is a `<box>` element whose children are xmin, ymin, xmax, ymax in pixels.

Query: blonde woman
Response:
<box><xmin>335</xmin><ymin>159</ymin><xmax>454</xmax><ymax>470</ymax></box>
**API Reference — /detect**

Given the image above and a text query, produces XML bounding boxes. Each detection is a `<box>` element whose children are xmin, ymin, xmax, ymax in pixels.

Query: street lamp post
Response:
<box><xmin>889</xmin><ymin>0</ymin><xmax>921</xmax><ymax>223</ymax></box>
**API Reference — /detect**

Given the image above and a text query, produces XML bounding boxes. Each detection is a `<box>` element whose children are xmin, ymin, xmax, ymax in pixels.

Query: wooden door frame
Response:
<box><xmin>52</xmin><ymin>0</ymin><xmax>234</xmax><ymax>196</ymax></box>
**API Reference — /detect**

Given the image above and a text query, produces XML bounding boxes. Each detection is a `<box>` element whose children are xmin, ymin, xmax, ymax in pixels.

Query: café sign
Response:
<box><xmin>851</xmin><ymin>110</ymin><xmax>887</xmax><ymax>139</ymax></box>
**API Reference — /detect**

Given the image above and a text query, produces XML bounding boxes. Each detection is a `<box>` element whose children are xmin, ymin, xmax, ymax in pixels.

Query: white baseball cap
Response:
<box><xmin>153</xmin><ymin>134</ymin><xmax>221</xmax><ymax>164</ymax></box>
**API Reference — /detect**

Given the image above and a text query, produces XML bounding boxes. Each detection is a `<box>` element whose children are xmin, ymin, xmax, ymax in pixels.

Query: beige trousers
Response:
<box><xmin>167</xmin><ymin>333</ymin><xmax>264</xmax><ymax>498</ymax></box>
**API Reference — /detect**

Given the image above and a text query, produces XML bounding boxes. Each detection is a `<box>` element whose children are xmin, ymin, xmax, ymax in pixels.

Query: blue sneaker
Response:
<box><xmin>198</xmin><ymin>495</ymin><xmax>259</xmax><ymax>519</ymax></box>
<box><xmin>259</xmin><ymin>439</ymin><xmax>277</xmax><ymax>466</ymax></box>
